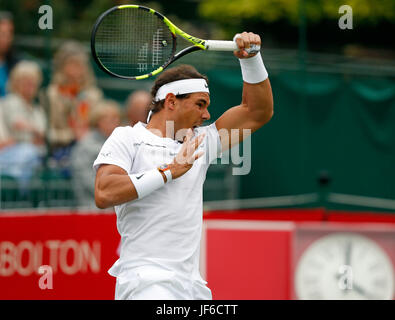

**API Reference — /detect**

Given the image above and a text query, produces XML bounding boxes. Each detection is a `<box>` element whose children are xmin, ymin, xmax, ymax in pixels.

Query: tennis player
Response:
<box><xmin>93</xmin><ymin>32</ymin><xmax>273</xmax><ymax>300</ymax></box>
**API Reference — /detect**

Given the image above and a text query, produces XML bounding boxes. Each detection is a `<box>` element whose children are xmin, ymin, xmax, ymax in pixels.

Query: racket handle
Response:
<box><xmin>205</xmin><ymin>40</ymin><xmax>260</xmax><ymax>54</ymax></box>
<box><xmin>205</xmin><ymin>40</ymin><xmax>238</xmax><ymax>51</ymax></box>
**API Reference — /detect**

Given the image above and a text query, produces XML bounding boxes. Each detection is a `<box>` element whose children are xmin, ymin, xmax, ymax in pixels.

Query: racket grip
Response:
<box><xmin>205</xmin><ymin>40</ymin><xmax>260</xmax><ymax>54</ymax></box>
<box><xmin>205</xmin><ymin>40</ymin><xmax>238</xmax><ymax>51</ymax></box>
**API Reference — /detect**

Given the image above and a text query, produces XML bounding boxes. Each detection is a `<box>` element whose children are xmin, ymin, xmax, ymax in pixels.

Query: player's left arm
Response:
<box><xmin>214</xmin><ymin>32</ymin><xmax>273</xmax><ymax>152</ymax></box>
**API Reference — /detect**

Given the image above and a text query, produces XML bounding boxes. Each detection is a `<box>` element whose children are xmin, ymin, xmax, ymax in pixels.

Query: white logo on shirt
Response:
<box><xmin>100</xmin><ymin>152</ymin><xmax>111</xmax><ymax>157</ymax></box>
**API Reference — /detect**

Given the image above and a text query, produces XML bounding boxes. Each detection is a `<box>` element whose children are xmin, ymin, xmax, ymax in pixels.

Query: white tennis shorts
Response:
<box><xmin>114</xmin><ymin>266</ymin><xmax>212</xmax><ymax>300</ymax></box>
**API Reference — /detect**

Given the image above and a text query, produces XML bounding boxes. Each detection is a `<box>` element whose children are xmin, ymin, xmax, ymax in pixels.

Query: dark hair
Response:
<box><xmin>150</xmin><ymin>64</ymin><xmax>208</xmax><ymax>114</ymax></box>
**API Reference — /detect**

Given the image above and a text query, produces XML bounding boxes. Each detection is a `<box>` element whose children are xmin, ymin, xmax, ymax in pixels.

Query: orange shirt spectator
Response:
<box><xmin>45</xmin><ymin>41</ymin><xmax>102</xmax><ymax>150</ymax></box>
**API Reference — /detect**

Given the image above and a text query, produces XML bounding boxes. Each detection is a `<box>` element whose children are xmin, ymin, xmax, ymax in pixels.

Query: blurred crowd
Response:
<box><xmin>0</xmin><ymin>12</ymin><xmax>152</xmax><ymax>208</ymax></box>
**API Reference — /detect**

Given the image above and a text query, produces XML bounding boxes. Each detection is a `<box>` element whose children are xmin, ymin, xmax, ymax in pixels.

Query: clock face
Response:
<box><xmin>294</xmin><ymin>232</ymin><xmax>394</xmax><ymax>300</ymax></box>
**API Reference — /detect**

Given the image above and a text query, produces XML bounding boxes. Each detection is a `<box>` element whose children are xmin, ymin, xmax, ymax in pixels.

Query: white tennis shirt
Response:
<box><xmin>93</xmin><ymin>121</ymin><xmax>221</xmax><ymax>286</ymax></box>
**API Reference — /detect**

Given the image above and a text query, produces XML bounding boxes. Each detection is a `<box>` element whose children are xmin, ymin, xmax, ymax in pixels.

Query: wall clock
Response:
<box><xmin>294</xmin><ymin>232</ymin><xmax>394</xmax><ymax>300</ymax></box>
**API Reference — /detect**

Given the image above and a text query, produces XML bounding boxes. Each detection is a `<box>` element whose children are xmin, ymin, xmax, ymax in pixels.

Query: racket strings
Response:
<box><xmin>94</xmin><ymin>8</ymin><xmax>174</xmax><ymax>77</ymax></box>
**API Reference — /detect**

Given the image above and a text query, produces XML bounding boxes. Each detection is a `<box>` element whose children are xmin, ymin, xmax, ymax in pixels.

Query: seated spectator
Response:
<box><xmin>2</xmin><ymin>61</ymin><xmax>46</xmax><ymax>147</ymax></box>
<box><xmin>0</xmin><ymin>11</ymin><xmax>20</xmax><ymax>97</ymax></box>
<box><xmin>70</xmin><ymin>100</ymin><xmax>120</xmax><ymax>208</ymax></box>
<box><xmin>124</xmin><ymin>90</ymin><xmax>152</xmax><ymax>126</ymax></box>
<box><xmin>44</xmin><ymin>41</ymin><xmax>103</xmax><ymax>176</ymax></box>
<box><xmin>0</xmin><ymin>60</ymin><xmax>46</xmax><ymax>194</ymax></box>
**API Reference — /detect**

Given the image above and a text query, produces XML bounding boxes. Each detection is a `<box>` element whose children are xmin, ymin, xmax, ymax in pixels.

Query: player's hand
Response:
<box><xmin>169</xmin><ymin>129</ymin><xmax>205</xmax><ymax>179</ymax></box>
<box><xmin>233</xmin><ymin>32</ymin><xmax>261</xmax><ymax>59</ymax></box>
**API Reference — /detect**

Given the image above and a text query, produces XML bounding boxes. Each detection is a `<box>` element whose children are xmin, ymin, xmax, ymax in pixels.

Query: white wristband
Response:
<box><xmin>163</xmin><ymin>169</ymin><xmax>172</xmax><ymax>182</ymax></box>
<box><xmin>129</xmin><ymin>169</ymin><xmax>164</xmax><ymax>199</ymax></box>
<box><xmin>239</xmin><ymin>52</ymin><xmax>268</xmax><ymax>84</ymax></box>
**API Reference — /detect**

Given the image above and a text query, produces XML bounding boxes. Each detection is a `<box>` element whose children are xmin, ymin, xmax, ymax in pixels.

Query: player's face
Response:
<box><xmin>176</xmin><ymin>92</ymin><xmax>210</xmax><ymax>130</ymax></box>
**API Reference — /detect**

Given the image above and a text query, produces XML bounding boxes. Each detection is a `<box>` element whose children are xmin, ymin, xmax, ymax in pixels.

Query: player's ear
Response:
<box><xmin>164</xmin><ymin>93</ymin><xmax>177</xmax><ymax>110</ymax></box>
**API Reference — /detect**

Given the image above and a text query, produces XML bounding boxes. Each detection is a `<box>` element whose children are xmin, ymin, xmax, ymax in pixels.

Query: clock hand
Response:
<box><xmin>340</xmin><ymin>241</ymin><xmax>353</xmax><ymax>295</ymax></box>
<box><xmin>345</xmin><ymin>241</ymin><xmax>352</xmax><ymax>267</ymax></box>
<box><xmin>334</xmin><ymin>274</ymin><xmax>378</xmax><ymax>299</ymax></box>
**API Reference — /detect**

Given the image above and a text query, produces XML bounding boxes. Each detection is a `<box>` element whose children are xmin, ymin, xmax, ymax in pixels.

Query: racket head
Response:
<box><xmin>91</xmin><ymin>5</ymin><xmax>177</xmax><ymax>80</ymax></box>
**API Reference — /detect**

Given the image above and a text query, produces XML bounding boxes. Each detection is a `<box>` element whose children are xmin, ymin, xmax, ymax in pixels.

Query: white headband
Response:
<box><xmin>154</xmin><ymin>78</ymin><xmax>209</xmax><ymax>102</ymax></box>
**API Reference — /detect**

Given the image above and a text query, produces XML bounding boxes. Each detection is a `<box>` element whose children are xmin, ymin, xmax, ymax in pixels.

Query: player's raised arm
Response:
<box><xmin>215</xmin><ymin>32</ymin><xmax>274</xmax><ymax>151</ymax></box>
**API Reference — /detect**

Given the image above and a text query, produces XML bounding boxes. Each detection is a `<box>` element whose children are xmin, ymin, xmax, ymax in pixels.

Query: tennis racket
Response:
<box><xmin>91</xmin><ymin>4</ymin><xmax>260</xmax><ymax>80</ymax></box>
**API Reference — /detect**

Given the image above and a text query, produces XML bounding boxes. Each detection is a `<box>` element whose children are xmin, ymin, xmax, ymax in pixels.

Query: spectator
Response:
<box><xmin>124</xmin><ymin>90</ymin><xmax>152</xmax><ymax>126</ymax></box>
<box><xmin>0</xmin><ymin>11</ymin><xmax>19</xmax><ymax>97</ymax></box>
<box><xmin>44</xmin><ymin>41</ymin><xmax>102</xmax><ymax>172</ymax></box>
<box><xmin>0</xmin><ymin>60</ymin><xmax>45</xmax><ymax>193</ymax></box>
<box><xmin>2</xmin><ymin>61</ymin><xmax>46</xmax><ymax>147</ymax></box>
<box><xmin>70</xmin><ymin>100</ymin><xmax>120</xmax><ymax>207</ymax></box>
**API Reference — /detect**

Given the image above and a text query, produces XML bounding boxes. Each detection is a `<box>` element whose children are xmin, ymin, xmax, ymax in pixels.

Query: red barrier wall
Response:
<box><xmin>202</xmin><ymin>220</ymin><xmax>294</xmax><ymax>299</ymax></box>
<box><xmin>0</xmin><ymin>208</ymin><xmax>394</xmax><ymax>299</ymax></box>
<box><xmin>0</xmin><ymin>212</ymin><xmax>119</xmax><ymax>299</ymax></box>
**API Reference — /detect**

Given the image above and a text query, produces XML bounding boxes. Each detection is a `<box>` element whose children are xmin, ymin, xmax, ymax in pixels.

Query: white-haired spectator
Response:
<box><xmin>2</xmin><ymin>60</ymin><xmax>46</xmax><ymax>145</ymax></box>
<box><xmin>0</xmin><ymin>60</ymin><xmax>45</xmax><ymax>194</ymax></box>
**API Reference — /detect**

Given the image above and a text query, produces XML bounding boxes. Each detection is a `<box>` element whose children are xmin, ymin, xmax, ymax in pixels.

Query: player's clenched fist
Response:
<box><xmin>233</xmin><ymin>31</ymin><xmax>261</xmax><ymax>59</ymax></box>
